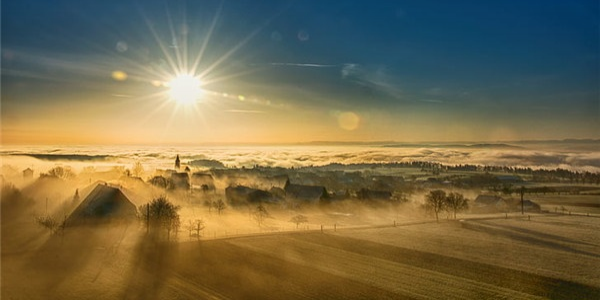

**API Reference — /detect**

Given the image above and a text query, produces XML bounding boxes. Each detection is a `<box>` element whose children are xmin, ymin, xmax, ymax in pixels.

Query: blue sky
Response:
<box><xmin>2</xmin><ymin>0</ymin><xmax>599</xmax><ymax>144</ymax></box>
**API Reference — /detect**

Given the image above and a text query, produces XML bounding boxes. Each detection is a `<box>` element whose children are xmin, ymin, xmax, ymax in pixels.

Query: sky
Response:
<box><xmin>1</xmin><ymin>0</ymin><xmax>599</xmax><ymax>145</ymax></box>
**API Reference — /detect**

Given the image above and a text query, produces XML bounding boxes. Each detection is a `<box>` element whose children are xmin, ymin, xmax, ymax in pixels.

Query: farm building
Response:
<box><xmin>285</xmin><ymin>182</ymin><xmax>328</xmax><ymax>203</ymax></box>
<box><xmin>191</xmin><ymin>172</ymin><xmax>216</xmax><ymax>192</ymax></box>
<box><xmin>506</xmin><ymin>198</ymin><xmax>542</xmax><ymax>212</ymax></box>
<box><xmin>22</xmin><ymin>168</ymin><xmax>34</xmax><ymax>180</ymax></box>
<box><xmin>226</xmin><ymin>185</ymin><xmax>275</xmax><ymax>205</ymax></box>
<box><xmin>66</xmin><ymin>184</ymin><xmax>137</xmax><ymax>225</ymax></box>
<box><xmin>472</xmin><ymin>195</ymin><xmax>508</xmax><ymax>213</ymax></box>
<box><xmin>170</xmin><ymin>172</ymin><xmax>190</xmax><ymax>190</ymax></box>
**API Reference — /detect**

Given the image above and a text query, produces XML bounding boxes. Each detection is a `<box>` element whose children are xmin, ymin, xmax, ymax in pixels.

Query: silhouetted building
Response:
<box><xmin>22</xmin><ymin>168</ymin><xmax>34</xmax><ymax>180</ymax></box>
<box><xmin>149</xmin><ymin>176</ymin><xmax>169</xmax><ymax>189</ymax></box>
<box><xmin>226</xmin><ymin>185</ymin><xmax>274</xmax><ymax>205</ymax></box>
<box><xmin>170</xmin><ymin>172</ymin><xmax>190</xmax><ymax>190</ymax></box>
<box><xmin>66</xmin><ymin>184</ymin><xmax>137</xmax><ymax>225</ymax></box>
<box><xmin>472</xmin><ymin>195</ymin><xmax>507</xmax><ymax>213</ymax></box>
<box><xmin>191</xmin><ymin>173</ymin><xmax>216</xmax><ymax>192</ymax></box>
<box><xmin>175</xmin><ymin>155</ymin><xmax>181</xmax><ymax>170</ymax></box>
<box><xmin>285</xmin><ymin>182</ymin><xmax>328</xmax><ymax>203</ymax></box>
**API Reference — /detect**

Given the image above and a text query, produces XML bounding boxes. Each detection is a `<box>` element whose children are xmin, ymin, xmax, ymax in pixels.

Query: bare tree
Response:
<box><xmin>253</xmin><ymin>204</ymin><xmax>270</xmax><ymax>227</ymax></box>
<box><xmin>132</xmin><ymin>161</ymin><xmax>144</xmax><ymax>178</ymax></box>
<box><xmin>205</xmin><ymin>200</ymin><xmax>214</xmax><ymax>214</ymax></box>
<box><xmin>289</xmin><ymin>214</ymin><xmax>308</xmax><ymax>229</ymax></box>
<box><xmin>215</xmin><ymin>199</ymin><xmax>226</xmax><ymax>215</ymax></box>
<box><xmin>139</xmin><ymin>196</ymin><xmax>181</xmax><ymax>240</ymax></box>
<box><xmin>425</xmin><ymin>190</ymin><xmax>446</xmax><ymax>222</ymax></box>
<box><xmin>187</xmin><ymin>219</ymin><xmax>205</xmax><ymax>238</ymax></box>
<box><xmin>45</xmin><ymin>166</ymin><xmax>75</xmax><ymax>180</ymax></box>
<box><xmin>445</xmin><ymin>192</ymin><xmax>469</xmax><ymax>219</ymax></box>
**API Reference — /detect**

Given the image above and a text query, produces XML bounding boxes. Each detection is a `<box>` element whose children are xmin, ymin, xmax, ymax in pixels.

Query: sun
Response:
<box><xmin>168</xmin><ymin>74</ymin><xmax>202</xmax><ymax>104</ymax></box>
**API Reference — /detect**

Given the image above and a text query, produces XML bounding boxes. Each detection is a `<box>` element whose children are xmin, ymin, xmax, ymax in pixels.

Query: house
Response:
<box><xmin>191</xmin><ymin>172</ymin><xmax>215</xmax><ymax>192</ymax></box>
<box><xmin>22</xmin><ymin>168</ymin><xmax>34</xmax><ymax>180</ymax></box>
<box><xmin>284</xmin><ymin>182</ymin><xmax>328</xmax><ymax>203</ymax></box>
<box><xmin>149</xmin><ymin>176</ymin><xmax>169</xmax><ymax>189</ymax></box>
<box><xmin>66</xmin><ymin>184</ymin><xmax>137</xmax><ymax>225</ymax></box>
<box><xmin>506</xmin><ymin>198</ymin><xmax>542</xmax><ymax>212</ymax></box>
<box><xmin>170</xmin><ymin>172</ymin><xmax>190</xmax><ymax>190</ymax></box>
<box><xmin>472</xmin><ymin>195</ymin><xmax>508</xmax><ymax>213</ymax></box>
<box><xmin>225</xmin><ymin>185</ymin><xmax>274</xmax><ymax>205</ymax></box>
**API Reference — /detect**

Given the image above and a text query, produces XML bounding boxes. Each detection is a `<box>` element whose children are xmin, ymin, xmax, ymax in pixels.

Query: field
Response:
<box><xmin>3</xmin><ymin>213</ymin><xmax>599</xmax><ymax>299</ymax></box>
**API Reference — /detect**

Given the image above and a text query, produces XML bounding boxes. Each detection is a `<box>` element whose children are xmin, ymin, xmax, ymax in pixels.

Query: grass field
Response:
<box><xmin>2</xmin><ymin>213</ymin><xmax>599</xmax><ymax>299</ymax></box>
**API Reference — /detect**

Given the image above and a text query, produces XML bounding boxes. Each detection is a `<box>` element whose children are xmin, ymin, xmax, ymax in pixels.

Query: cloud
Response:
<box><xmin>268</xmin><ymin>62</ymin><xmax>339</xmax><ymax>68</ymax></box>
<box><xmin>224</xmin><ymin>109</ymin><xmax>266</xmax><ymax>114</ymax></box>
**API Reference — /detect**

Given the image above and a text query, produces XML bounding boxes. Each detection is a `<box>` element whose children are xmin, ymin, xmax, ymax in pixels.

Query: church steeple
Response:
<box><xmin>175</xmin><ymin>155</ymin><xmax>181</xmax><ymax>170</ymax></box>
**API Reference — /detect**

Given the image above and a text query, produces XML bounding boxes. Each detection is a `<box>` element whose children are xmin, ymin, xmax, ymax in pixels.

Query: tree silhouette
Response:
<box><xmin>289</xmin><ymin>214</ymin><xmax>308</xmax><ymax>229</ymax></box>
<box><xmin>425</xmin><ymin>190</ymin><xmax>446</xmax><ymax>222</ymax></box>
<box><xmin>215</xmin><ymin>199</ymin><xmax>226</xmax><ymax>215</ymax></box>
<box><xmin>139</xmin><ymin>196</ymin><xmax>181</xmax><ymax>240</ymax></box>
<box><xmin>132</xmin><ymin>161</ymin><xmax>144</xmax><ymax>177</ymax></box>
<box><xmin>187</xmin><ymin>219</ymin><xmax>205</xmax><ymax>238</ymax></box>
<box><xmin>445</xmin><ymin>192</ymin><xmax>469</xmax><ymax>219</ymax></box>
<box><xmin>45</xmin><ymin>166</ymin><xmax>75</xmax><ymax>180</ymax></box>
<box><xmin>253</xmin><ymin>204</ymin><xmax>270</xmax><ymax>227</ymax></box>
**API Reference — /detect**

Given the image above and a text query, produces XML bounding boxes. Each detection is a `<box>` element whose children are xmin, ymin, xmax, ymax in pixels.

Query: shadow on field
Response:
<box><xmin>292</xmin><ymin>233</ymin><xmax>600</xmax><ymax>300</ymax></box>
<box><xmin>461</xmin><ymin>220</ymin><xmax>600</xmax><ymax>258</ymax></box>
<box><xmin>25</xmin><ymin>226</ymin><xmax>102</xmax><ymax>295</ymax></box>
<box><xmin>120</xmin><ymin>233</ymin><xmax>178</xmax><ymax>300</ymax></box>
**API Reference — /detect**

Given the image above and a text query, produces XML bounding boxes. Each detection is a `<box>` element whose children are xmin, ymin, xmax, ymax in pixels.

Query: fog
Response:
<box><xmin>2</xmin><ymin>141</ymin><xmax>600</xmax><ymax>176</ymax></box>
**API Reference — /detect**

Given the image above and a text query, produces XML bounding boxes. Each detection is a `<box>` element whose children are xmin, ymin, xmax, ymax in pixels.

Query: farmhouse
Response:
<box><xmin>285</xmin><ymin>182</ymin><xmax>328</xmax><ymax>203</ymax></box>
<box><xmin>472</xmin><ymin>195</ymin><xmax>508</xmax><ymax>213</ymax></box>
<box><xmin>22</xmin><ymin>168</ymin><xmax>34</xmax><ymax>180</ymax></box>
<box><xmin>66</xmin><ymin>184</ymin><xmax>137</xmax><ymax>225</ymax></box>
<box><xmin>170</xmin><ymin>172</ymin><xmax>190</xmax><ymax>190</ymax></box>
<box><xmin>191</xmin><ymin>172</ymin><xmax>216</xmax><ymax>191</ymax></box>
<box><xmin>506</xmin><ymin>198</ymin><xmax>542</xmax><ymax>212</ymax></box>
<box><xmin>225</xmin><ymin>185</ymin><xmax>275</xmax><ymax>205</ymax></box>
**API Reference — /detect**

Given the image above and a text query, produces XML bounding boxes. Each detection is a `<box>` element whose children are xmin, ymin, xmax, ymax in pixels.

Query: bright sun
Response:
<box><xmin>168</xmin><ymin>74</ymin><xmax>202</xmax><ymax>104</ymax></box>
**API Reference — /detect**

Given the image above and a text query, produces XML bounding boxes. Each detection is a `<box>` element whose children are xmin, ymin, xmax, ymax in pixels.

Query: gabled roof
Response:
<box><xmin>66</xmin><ymin>184</ymin><xmax>137</xmax><ymax>225</ymax></box>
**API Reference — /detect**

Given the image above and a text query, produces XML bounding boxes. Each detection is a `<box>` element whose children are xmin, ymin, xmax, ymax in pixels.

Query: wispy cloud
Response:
<box><xmin>224</xmin><ymin>109</ymin><xmax>266</xmax><ymax>114</ymax></box>
<box><xmin>268</xmin><ymin>62</ymin><xmax>339</xmax><ymax>68</ymax></box>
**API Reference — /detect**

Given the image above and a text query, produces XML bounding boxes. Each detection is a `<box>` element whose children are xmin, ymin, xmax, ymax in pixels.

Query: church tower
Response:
<box><xmin>175</xmin><ymin>155</ymin><xmax>181</xmax><ymax>170</ymax></box>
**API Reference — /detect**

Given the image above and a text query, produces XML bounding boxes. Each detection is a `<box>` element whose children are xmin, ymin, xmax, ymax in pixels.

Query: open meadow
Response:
<box><xmin>3</xmin><ymin>210</ymin><xmax>599</xmax><ymax>299</ymax></box>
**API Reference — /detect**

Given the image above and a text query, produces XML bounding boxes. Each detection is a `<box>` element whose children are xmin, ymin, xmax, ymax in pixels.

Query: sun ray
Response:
<box><xmin>164</xmin><ymin>2</ymin><xmax>184</xmax><ymax>74</ymax></box>
<box><xmin>138</xmin><ymin>5</ymin><xmax>181</xmax><ymax>77</ymax></box>
<box><xmin>190</xmin><ymin>1</ymin><xmax>223</xmax><ymax>76</ymax></box>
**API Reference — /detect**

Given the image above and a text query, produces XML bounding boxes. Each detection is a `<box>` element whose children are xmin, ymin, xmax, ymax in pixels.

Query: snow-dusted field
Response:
<box><xmin>3</xmin><ymin>213</ymin><xmax>599</xmax><ymax>299</ymax></box>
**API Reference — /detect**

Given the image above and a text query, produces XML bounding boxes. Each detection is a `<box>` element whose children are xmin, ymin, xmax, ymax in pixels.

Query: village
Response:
<box><xmin>3</xmin><ymin>155</ymin><xmax>600</xmax><ymax>300</ymax></box>
<box><xmin>6</xmin><ymin>153</ymin><xmax>600</xmax><ymax>238</ymax></box>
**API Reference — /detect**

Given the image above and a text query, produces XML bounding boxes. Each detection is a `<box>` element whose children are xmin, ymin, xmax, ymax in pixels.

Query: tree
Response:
<box><xmin>215</xmin><ymin>199</ymin><xmax>226</xmax><ymax>215</ymax></box>
<box><xmin>253</xmin><ymin>204</ymin><xmax>270</xmax><ymax>227</ymax></box>
<box><xmin>187</xmin><ymin>219</ymin><xmax>205</xmax><ymax>238</ymax></box>
<box><xmin>445</xmin><ymin>192</ymin><xmax>469</xmax><ymax>219</ymax></box>
<box><xmin>139</xmin><ymin>196</ymin><xmax>181</xmax><ymax>240</ymax></box>
<box><xmin>289</xmin><ymin>214</ymin><xmax>308</xmax><ymax>229</ymax></box>
<box><xmin>45</xmin><ymin>166</ymin><xmax>75</xmax><ymax>180</ymax></box>
<box><xmin>204</xmin><ymin>200</ymin><xmax>214</xmax><ymax>214</ymax></box>
<box><xmin>132</xmin><ymin>161</ymin><xmax>144</xmax><ymax>177</ymax></box>
<box><xmin>425</xmin><ymin>190</ymin><xmax>446</xmax><ymax>222</ymax></box>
